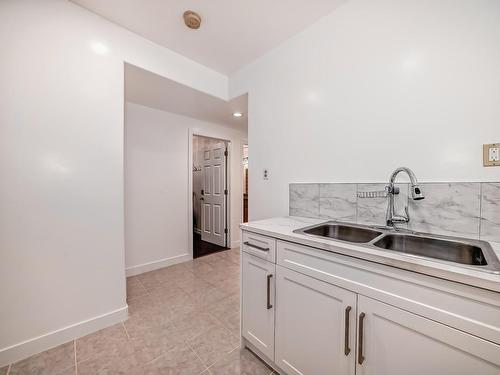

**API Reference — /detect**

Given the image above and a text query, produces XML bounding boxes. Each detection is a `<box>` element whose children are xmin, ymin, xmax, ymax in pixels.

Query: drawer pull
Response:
<box><xmin>344</xmin><ymin>306</ymin><xmax>352</xmax><ymax>356</ymax></box>
<box><xmin>244</xmin><ymin>241</ymin><xmax>270</xmax><ymax>252</ymax></box>
<box><xmin>267</xmin><ymin>274</ymin><xmax>273</xmax><ymax>309</ymax></box>
<box><xmin>358</xmin><ymin>312</ymin><xmax>366</xmax><ymax>365</ymax></box>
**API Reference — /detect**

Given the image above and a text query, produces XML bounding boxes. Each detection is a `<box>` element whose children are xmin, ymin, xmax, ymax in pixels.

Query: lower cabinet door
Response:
<box><xmin>242</xmin><ymin>253</ymin><xmax>276</xmax><ymax>360</ymax></box>
<box><xmin>356</xmin><ymin>295</ymin><xmax>500</xmax><ymax>375</ymax></box>
<box><xmin>275</xmin><ymin>266</ymin><xmax>357</xmax><ymax>375</ymax></box>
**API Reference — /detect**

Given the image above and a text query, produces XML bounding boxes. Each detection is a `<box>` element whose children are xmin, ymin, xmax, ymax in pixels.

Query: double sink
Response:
<box><xmin>293</xmin><ymin>222</ymin><xmax>500</xmax><ymax>274</ymax></box>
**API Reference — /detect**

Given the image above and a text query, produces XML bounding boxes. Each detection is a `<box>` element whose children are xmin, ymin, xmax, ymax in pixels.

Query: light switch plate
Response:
<box><xmin>263</xmin><ymin>169</ymin><xmax>269</xmax><ymax>180</ymax></box>
<box><xmin>483</xmin><ymin>143</ymin><xmax>500</xmax><ymax>167</ymax></box>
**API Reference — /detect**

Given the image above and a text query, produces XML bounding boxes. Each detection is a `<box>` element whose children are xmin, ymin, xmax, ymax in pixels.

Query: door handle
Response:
<box><xmin>344</xmin><ymin>306</ymin><xmax>352</xmax><ymax>356</ymax></box>
<box><xmin>243</xmin><ymin>241</ymin><xmax>270</xmax><ymax>252</ymax></box>
<box><xmin>358</xmin><ymin>312</ymin><xmax>366</xmax><ymax>365</ymax></box>
<box><xmin>266</xmin><ymin>274</ymin><xmax>273</xmax><ymax>309</ymax></box>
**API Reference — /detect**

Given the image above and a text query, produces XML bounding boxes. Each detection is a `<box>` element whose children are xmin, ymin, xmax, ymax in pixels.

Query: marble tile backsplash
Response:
<box><xmin>319</xmin><ymin>183</ymin><xmax>357</xmax><ymax>222</ymax></box>
<box><xmin>289</xmin><ymin>182</ymin><xmax>500</xmax><ymax>242</ymax></box>
<box><xmin>481</xmin><ymin>183</ymin><xmax>500</xmax><ymax>242</ymax></box>
<box><xmin>289</xmin><ymin>183</ymin><xmax>319</xmax><ymax>218</ymax></box>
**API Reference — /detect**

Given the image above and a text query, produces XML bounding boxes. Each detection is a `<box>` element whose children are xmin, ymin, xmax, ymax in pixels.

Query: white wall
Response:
<box><xmin>0</xmin><ymin>0</ymin><xmax>228</xmax><ymax>366</ymax></box>
<box><xmin>230</xmin><ymin>0</ymin><xmax>500</xmax><ymax>220</ymax></box>
<box><xmin>125</xmin><ymin>103</ymin><xmax>247</xmax><ymax>275</ymax></box>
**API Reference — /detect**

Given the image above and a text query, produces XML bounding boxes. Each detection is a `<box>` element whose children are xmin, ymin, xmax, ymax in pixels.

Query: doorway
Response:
<box><xmin>192</xmin><ymin>135</ymin><xmax>230</xmax><ymax>258</ymax></box>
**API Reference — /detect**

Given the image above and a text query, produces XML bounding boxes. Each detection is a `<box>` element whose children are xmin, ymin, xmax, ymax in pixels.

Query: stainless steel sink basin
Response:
<box><xmin>373</xmin><ymin>234</ymin><xmax>490</xmax><ymax>266</ymax></box>
<box><xmin>296</xmin><ymin>223</ymin><xmax>383</xmax><ymax>243</ymax></box>
<box><xmin>294</xmin><ymin>221</ymin><xmax>500</xmax><ymax>274</ymax></box>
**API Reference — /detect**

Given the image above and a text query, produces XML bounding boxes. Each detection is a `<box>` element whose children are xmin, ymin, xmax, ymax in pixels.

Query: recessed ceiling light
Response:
<box><xmin>232</xmin><ymin>112</ymin><xmax>243</xmax><ymax>118</ymax></box>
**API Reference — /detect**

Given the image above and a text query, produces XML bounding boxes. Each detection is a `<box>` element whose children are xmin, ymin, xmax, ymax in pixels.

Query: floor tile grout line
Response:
<box><xmin>204</xmin><ymin>344</ymin><xmax>240</xmax><ymax>373</ymax></box>
<box><xmin>186</xmin><ymin>341</ymin><xmax>211</xmax><ymax>372</ymax></box>
<box><xmin>169</xmin><ymin>314</ymin><xmax>210</xmax><ymax>371</ymax></box>
<box><xmin>73</xmin><ymin>340</ymin><xmax>77</xmax><ymax>375</ymax></box>
<box><xmin>122</xmin><ymin>322</ymin><xmax>131</xmax><ymax>340</ymax></box>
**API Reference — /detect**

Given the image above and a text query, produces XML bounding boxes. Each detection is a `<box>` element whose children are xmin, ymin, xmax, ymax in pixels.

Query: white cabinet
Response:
<box><xmin>356</xmin><ymin>295</ymin><xmax>500</xmax><ymax>375</ymax></box>
<box><xmin>241</xmin><ymin>232</ymin><xmax>500</xmax><ymax>375</ymax></box>
<box><xmin>241</xmin><ymin>252</ymin><xmax>275</xmax><ymax>360</ymax></box>
<box><xmin>275</xmin><ymin>266</ymin><xmax>357</xmax><ymax>375</ymax></box>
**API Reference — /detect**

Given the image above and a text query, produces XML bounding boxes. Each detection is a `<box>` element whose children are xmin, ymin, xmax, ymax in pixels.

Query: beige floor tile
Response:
<box><xmin>225</xmin><ymin>250</ymin><xmax>240</xmax><ymax>266</ymax></box>
<box><xmin>125</xmin><ymin>304</ymin><xmax>173</xmax><ymax>338</ymax></box>
<box><xmin>199</xmin><ymin>253</ymin><xmax>230</xmax><ymax>266</ymax></box>
<box><xmin>188</xmin><ymin>325</ymin><xmax>239</xmax><ymax>367</ymax></box>
<box><xmin>10</xmin><ymin>342</ymin><xmax>75</xmax><ymax>375</ymax></box>
<box><xmin>212</xmin><ymin>279</ymin><xmax>240</xmax><ymax>297</ymax></box>
<box><xmin>76</xmin><ymin>323</ymin><xmax>133</xmax><ymax>363</ymax></box>
<box><xmin>200</xmin><ymin>270</ymin><xmax>238</xmax><ymax>285</ymax></box>
<box><xmin>127</xmin><ymin>276</ymin><xmax>149</xmax><ymax>301</ymax></box>
<box><xmin>174</xmin><ymin>274</ymin><xmax>215</xmax><ymax>294</ymax></box>
<box><xmin>221</xmin><ymin>311</ymin><xmax>240</xmax><ymax>337</ymax></box>
<box><xmin>148</xmin><ymin>283</ymin><xmax>187</xmax><ymax>305</ymax></box>
<box><xmin>137</xmin><ymin>268</ymin><xmax>175</xmax><ymax>290</ymax></box>
<box><xmin>170</xmin><ymin>311</ymin><xmax>221</xmax><ymax>342</ymax></box>
<box><xmin>76</xmin><ymin>352</ymin><xmax>143</xmax><ymax>375</ymax></box>
<box><xmin>56</xmin><ymin>366</ymin><xmax>76</xmax><ymax>375</ymax></box>
<box><xmin>189</xmin><ymin>286</ymin><xmax>229</xmax><ymax>310</ymax></box>
<box><xmin>208</xmin><ymin>348</ymin><xmax>273</xmax><ymax>375</ymax></box>
<box><xmin>143</xmin><ymin>346</ymin><xmax>207</xmax><ymax>375</ymax></box>
<box><xmin>130</xmin><ymin>323</ymin><xmax>186</xmax><ymax>364</ymax></box>
<box><xmin>208</xmin><ymin>294</ymin><xmax>239</xmax><ymax>319</ymax></box>
<box><xmin>181</xmin><ymin>261</ymin><xmax>217</xmax><ymax>278</ymax></box>
<box><xmin>158</xmin><ymin>288</ymin><xmax>200</xmax><ymax>316</ymax></box>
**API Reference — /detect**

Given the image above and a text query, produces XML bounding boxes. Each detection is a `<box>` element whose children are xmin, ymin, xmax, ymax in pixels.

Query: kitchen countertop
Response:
<box><xmin>241</xmin><ymin>216</ymin><xmax>500</xmax><ymax>293</ymax></box>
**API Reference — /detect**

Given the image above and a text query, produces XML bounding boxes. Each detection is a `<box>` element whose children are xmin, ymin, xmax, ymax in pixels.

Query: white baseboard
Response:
<box><xmin>125</xmin><ymin>253</ymin><xmax>192</xmax><ymax>277</ymax></box>
<box><xmin>230</xmin><ymin>240</ymin><xmax>241</xmax><ymax>249</ymax></box>
<box><xmin>0</xmin><ymin>305</ymin><xmax>128</xmax><ymax>367</ymax></box>
<box><xmin>194</xmin><ymin>227</ymin><xmax>201</xmax><ymax>235</ymax></box>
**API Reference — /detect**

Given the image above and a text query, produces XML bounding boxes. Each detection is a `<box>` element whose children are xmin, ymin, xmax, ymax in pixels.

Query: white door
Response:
<box><xmin>275</xmin><ymin>266</ymin><xmax>357</xmax><ymax>375</ymax></box>
<box><xmin>242</xmin><ymin>253</ymin><xmax>275</xmax><ymax>360</ymax></box>
<box><xmin>201</xmin><ymin>142</ymin><xmax>227</xmax><ymax>247</ymax></box>
<box><xmin>356</xmin><ymin>295</ymin><xmax>500</xmax><ymax>375</ymax></box>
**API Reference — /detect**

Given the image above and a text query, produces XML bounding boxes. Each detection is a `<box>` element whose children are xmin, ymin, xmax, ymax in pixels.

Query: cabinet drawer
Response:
<box><xmin>242</xmin><ymin>231</ymin><xmax>276</xmax><ymax>263</ymax></box>
<box><xmin>277</xmin><ymin>240</ymin><xmax>500</xmax><ymax>346</ymax></box>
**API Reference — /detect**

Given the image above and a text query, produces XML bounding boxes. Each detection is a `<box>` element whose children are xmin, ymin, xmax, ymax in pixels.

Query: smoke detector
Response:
<box><xmin>183</xmin><ymin>10</ymin><xmax>201</xmax><ymax>29</ymax></box>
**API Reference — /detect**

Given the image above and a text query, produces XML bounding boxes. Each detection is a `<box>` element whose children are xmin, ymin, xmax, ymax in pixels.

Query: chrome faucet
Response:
<box><xmin>386</xmin><ymin>167</ymin><xmax>425</xmax><ymax>228</ymax></box>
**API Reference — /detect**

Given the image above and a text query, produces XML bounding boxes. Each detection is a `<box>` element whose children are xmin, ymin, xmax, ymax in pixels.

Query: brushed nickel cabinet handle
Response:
<box><xmin>358</xmin><ymin>312</ymin><xmax>366</xmax><ymax>365</ymax></box>
<box><xmin>344</xmin><ymin>306</ymin><xmax>352</xmax><ymax>356</ymax></box>
<box><xmin>244</xmin><ymin>241</ymin><xmax>270</xmax><ymax>252</ymax></box>
<box><xmin>266</xmin><ymin>274</ymin><xmax>273</xmax><ymax>309</ymax></box>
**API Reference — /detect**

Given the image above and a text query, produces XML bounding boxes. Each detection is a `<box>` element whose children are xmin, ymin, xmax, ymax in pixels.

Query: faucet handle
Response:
<box><xmin>386</xmin><ymin>185</ymin><xmax>400</xmax><ymax>195</ymax></box>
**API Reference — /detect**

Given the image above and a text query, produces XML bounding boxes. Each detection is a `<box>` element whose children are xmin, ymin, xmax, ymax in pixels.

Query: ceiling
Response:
<box><xmin>125</xmin><ymin>63</ymin><xmax>248</xmax><ymax>130</ymax></box>
<box><xmin>70</xmin><ymin>0</ymin><xmax>346</xmax><ymax>74</ymax></box>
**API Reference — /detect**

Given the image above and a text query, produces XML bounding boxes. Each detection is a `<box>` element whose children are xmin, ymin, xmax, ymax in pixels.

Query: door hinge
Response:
<box><xmin>224</xmin><ymin>189</ymin><xmax>228</xmax><ymax>195</ymax></box>
<box><xmin>224</xmin><ymin>150</ymin><xmax>228</xmax><ymax>157</ymax></box>
<box><xmin>224</xmin><ymin>228</ymin><xmax>228</xmax><ymax>234</ymax></box>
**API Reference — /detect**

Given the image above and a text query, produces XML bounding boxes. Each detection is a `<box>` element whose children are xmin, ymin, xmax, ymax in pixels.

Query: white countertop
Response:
<box><xmin>241</xmin><ymin>216</ymin><xmax>500</xmax><ymax>293</ymax></box>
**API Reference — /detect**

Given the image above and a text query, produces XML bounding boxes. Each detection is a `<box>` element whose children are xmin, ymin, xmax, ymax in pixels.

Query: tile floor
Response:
<box><xmin>3</xmin><ymin>248</ymin><xmax>276</xmax><ymax>375</ymax></box>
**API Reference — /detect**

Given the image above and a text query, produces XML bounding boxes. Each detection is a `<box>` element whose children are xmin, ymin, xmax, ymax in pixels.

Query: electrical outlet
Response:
<box><xmin>483</xmin><ymin>143</ymin><xmax>500</xmax><ymax>167</ymax></box>
<box><xmin>489</xmin><ymin>147</ymin><xmax>499</xmax><ymax>162</ymax></box>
